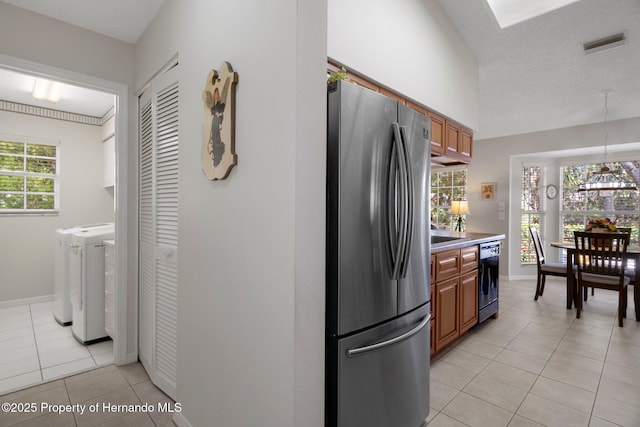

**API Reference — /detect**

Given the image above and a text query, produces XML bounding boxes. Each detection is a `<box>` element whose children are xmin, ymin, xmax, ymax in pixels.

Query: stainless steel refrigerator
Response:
<box><xmin>326</xmin><ymin>80</ymin><xmax>431</xmax><ymax>427</ymax></box>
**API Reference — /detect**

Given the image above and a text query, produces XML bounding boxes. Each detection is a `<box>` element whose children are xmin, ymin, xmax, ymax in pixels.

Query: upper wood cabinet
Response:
<box><xmin>327</xmin><ymin>62</ymin><xmax>473</xmax><ymax>163</ymax></box>
<box><xmin>445</xmin><ymin>120</ymin><xmax>461</xmax><ymax>157</ymax></box>
<box><xmin>460</xmin><ymin>127</ymin><xmax>473</xmax><ymax>161</ymax></box>
<box><xmin>428</xmin><ymin>112</ymin><xmax>445</xmax><ymax>156</ymax></box>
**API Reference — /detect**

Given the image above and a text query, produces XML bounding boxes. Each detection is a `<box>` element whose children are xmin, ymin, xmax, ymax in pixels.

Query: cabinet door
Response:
<box><xmin>430</xmin><ymin>254</ymin><xmax>434</xmax><ymax>285</ymax></box>
<box><xmin>428</xmin><ymin>112</ymin><xmax>445</xmax><ymax>155</ymax></box>
<box><xmin>430</xmin><ymin>284</ymin><xmax>435</xmax><ymax>355</ymax></box>
<box><xmin>435</xmin><ymin>249</ymin><xmax>460</xmax><ymax>282</ymax></box>
<box><xmin>460</xmin><ymin>270</ymin><xmax>478</xmax><ymax>334</ymax></box>
<box><xmin>460</xmin><ymin>127</ymin><xmax>473</xmax><ymax>160</ymax></box>
<box><xmin>445</xmin><ymin>120</ymin><xmax>461</xmax><ymax>157</ymax></box>
<box><xmin>460</xmin><ymin>246</ymin><xmax>479</xmax><ymax>273</ymax></box>
<box><xmin>435</xmin><ymin>277</ymin><xmax>459</xmax><ymax>351</ymax></box>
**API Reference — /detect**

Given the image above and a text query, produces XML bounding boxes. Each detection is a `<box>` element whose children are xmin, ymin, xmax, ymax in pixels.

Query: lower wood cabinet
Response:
<box><xmin>431</xmin><ymin>245</ymin><xmax>479</xmax><ymax>354</ymax></box>
<box><xmin>435</xmin><ymin>277</ymin><xmax>459</xmax><ymax>351</ymax></box>
<box><xmin>460</xmin><ymin>270</ymin><xmax>478</xmax><ymax>334</ymax></box>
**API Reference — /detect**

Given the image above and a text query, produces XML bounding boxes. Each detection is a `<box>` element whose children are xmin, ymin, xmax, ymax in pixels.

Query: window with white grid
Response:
<box><xmin>0</xmin><ymin>139</ymin><xmax>59</xmax><ymax>213</ymax></box>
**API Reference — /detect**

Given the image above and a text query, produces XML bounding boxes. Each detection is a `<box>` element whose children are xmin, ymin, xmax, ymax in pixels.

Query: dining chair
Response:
<box><xmin>574</xmin><ymin>231</ymin><xmax>630</xmax><ymax>327</ymax></box>
<box><xmin>583</xmin><ymin>227</ymin><xmax>633</xmax><ymax>300</ymax></box>
<box><xmin>530</xmin><ymin>227</ymin><xmax>571</xmax><ymax>301</ymax></box>
<box><xmin>615</xmin><ymin>228</ymin><xmax>637</xmax><ymax>285</ymax></box>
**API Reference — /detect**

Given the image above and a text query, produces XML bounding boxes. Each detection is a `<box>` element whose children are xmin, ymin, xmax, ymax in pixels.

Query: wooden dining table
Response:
<box><xmin>551</xmin><ymin>241</ymin><xmax>640</xmax><ymax>321</ymax></box>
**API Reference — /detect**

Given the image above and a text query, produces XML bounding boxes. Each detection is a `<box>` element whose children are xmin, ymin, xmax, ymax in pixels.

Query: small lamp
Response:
<box><xmin>450</xmin><ymin>200</ymin><xmax>470</xmax><ymax>232</ymax></box>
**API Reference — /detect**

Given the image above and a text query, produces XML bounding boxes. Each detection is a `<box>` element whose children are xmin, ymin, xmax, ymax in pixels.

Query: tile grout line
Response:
<box><xmin>27</xmin><ymin>303</ymin><xmax>44</xmax><ymax>385</ymax></box>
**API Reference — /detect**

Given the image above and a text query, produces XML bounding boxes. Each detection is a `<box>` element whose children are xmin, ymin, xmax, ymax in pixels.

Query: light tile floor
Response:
<box><xmin>427</xmin><ymin>277</ymin><xmax>640</xmax><ymax>427</ymax></box>
<box><xmin>0</xmin><ymin>362</ymin><xmax>175</xmax><ymax>426</ymax></box>
<box><xmin>0</xmin><ymin>301</ymin><xmax>113</xmax><ymax>395</ymax></box>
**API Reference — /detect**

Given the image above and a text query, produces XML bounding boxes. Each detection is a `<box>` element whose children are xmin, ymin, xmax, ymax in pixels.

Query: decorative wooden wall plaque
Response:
<box><xmin>202</xmin><ymin>62</ymin><xmax>238</xmax><ymax>180</ymax></box>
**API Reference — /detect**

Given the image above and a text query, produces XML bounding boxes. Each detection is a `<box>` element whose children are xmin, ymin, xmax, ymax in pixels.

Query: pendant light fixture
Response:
<box><xmin>577</xmin><ymin>93</ymin><xmax>637</xmax><ymax>192</ymax></box>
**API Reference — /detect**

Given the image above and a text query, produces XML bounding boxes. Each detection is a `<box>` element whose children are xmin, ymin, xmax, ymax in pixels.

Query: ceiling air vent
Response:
<box><xmin>583</xmin><ymin>33</ymin><xmax>626</xmax><ymax>55</ymax></box>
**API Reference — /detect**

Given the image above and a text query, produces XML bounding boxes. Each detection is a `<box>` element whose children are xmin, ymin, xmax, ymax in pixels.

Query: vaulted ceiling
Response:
<box><xmin>2</xmin><ymin>0</ymin><xmax>639</xmax><ymax>140</ymax></box>
<box><xmin>436</xmin><ymin>0</ymin><xmax>640</xmax><ymax>139</ymax></box>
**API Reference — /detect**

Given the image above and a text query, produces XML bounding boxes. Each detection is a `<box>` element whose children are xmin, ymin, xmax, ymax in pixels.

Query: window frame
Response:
<box><xmin>520</xmin><ymin>162</ymin><xmax>546</xmax><ymax>265</ymax></box>
<box><xmin>430</xmin><ymin>166</ymin><xmax>467</xmax><ymax>231</ymax></box>
<box><xmin>0</xmin><ymin>136</ymin><xmax>60</xmax><ymax>215</ymax></box>
<box><xmin>560</xmin><ymin>159</ymin><xmax>639</xmax><ymax>246</ymax></box>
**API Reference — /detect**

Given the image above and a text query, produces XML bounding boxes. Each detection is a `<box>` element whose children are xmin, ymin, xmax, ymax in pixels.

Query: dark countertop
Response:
<box><xmin>430</xmin><ymin>230</ymin><xmax>506</xmax><ymax>252</ymax></box>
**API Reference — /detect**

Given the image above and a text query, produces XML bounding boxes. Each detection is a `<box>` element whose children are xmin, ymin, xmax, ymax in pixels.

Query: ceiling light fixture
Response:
<box><xmin>578</xmin><ymin>93</ymin><xmax>637</xmax><ymax>193</ymax></box>
<box><xmin>32</xmin><ymin>78</ymin><xmax>64</xmax><ymax>103</ymax></box>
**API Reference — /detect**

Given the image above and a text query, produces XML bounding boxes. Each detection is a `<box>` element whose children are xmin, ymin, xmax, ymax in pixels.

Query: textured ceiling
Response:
<box><xmin>436</xmin><ymin>0</ymin><xmax>640</xmax><ymax>140</ymax></box>
<box><xmin>3</xmin><ymin>0</ymin><xmax>639</xmax><ymax>138</ymax></box>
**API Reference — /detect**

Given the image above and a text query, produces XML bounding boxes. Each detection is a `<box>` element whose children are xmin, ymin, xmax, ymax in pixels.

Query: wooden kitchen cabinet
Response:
<box><xmin>434</xmin><ymin>249</ymin><xmax>461</xmax><ymax>282</ymax></box>
<box><xmin>327</xmin><ymin>61</ymin><xmax>473</xmax><ymax>163</ymax></box>
<box><xmin>460</xmin><ymin>270</ymin><xmax>478</xmax><ymax>334</ymax></box>
<box><xmin>428</xmin><ymin>112</ymin><xmax>445</xmax><ymax>156</ymax></box>
<box><xmin>460</xmin><ymin>127</ymin><xmax>473</xmax><ymax>161</ymax></box>
<box><xmin>430</xmin><ymin>283</ymin><xmax>435</xmax><ymax>356</ymax></box>
<box><xmin>445</xmin><ymin>120</ymin><xmax>461</xmax><ymax>158</ymax></box>
<box><xmin>442</xmin><ymin>120</ymin><xmax>474</xmax><ymax>163</ymax></box>
<box><xmin>435</xmin><ymin>277</ymin><xmax>459</xmax><ymax>351</ymax></box>
<box><xmin>432</xmin><ymin>245</ymin><xmax>479</xmax><ymax>354</ymax></box>
<box><xmin>460</xmin><ymin>245</ymin><xmax>479</xmax><ymax>273</ymax></box>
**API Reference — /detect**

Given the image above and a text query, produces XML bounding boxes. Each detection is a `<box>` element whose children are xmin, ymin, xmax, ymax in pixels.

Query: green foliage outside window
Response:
<box><xmin>561</xmin><ymin>161</ymin><xmax>640</xmax><ymax>245</ymax></box>
<box><xmin>0</xmin><ymin>140</ymin><xmax>58</xmax><ymax>211</ymax></box>
<box><xmin>521</xmin><ymin>165</ymin><xmax>542</xmax><ymax>264</ymax></box>
<box><xmin>430</xmin><ymin>169</ymin><xmax>466</xmax><ymax>231</ymax></box>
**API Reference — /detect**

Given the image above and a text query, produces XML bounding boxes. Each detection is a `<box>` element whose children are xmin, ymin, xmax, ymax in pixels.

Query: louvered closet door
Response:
<box><xmin>138</xmin><ymin>64</ymin><xmax>179</xmax><ymax>400</ymax></box>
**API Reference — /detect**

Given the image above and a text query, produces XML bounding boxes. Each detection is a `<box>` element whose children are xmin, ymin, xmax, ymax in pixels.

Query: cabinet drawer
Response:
<box><xmin>435</xmin><ymin>249</ymin><xmax>461</xmax><ymax>282</ymax></box>
<box><xmin>460</xmin><ymin>246</ymin><xmax>479</xmax><ymax>273</ymax></box>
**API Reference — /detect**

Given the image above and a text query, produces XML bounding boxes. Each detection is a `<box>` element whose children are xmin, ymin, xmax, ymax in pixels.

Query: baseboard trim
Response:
<box><xmin>0</xmin><ymin>295</ymin><xmax>53</xmax><ymax>309</ymax></box>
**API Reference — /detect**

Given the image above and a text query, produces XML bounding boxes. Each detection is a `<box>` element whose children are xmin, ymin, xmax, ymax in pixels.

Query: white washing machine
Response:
<box><xmin>69</xmin><ymin>224</ymin><xmax>115</xmax><ymax>344</ymax></box>
<box><xmin>53</xmin><ymin>223</ymin><xmax>113</xmax><ymax>325</ymax></box>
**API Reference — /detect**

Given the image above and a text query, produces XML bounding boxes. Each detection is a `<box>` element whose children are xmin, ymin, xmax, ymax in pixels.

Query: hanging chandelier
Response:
<box><xmin>577</xmin><ymin>93</ymin><xmax>637</xmax><ymax>192</ymax></box>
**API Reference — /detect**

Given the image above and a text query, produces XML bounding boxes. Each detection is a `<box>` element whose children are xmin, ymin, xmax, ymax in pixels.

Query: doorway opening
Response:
<box><xmin>0</xmin><ymin>54</ymin><xmax>131</xmax><ymax>394</ymax></box>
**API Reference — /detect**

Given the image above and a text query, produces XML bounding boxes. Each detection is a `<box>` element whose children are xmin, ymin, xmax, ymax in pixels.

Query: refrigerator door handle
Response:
<box><xmin>391</xmin><ymin>123</ymin><xmax>408</xmax><ymax>280</ymax></box>
<box><xmin>398</xmin><ymin>126</ymin><xmax>414</xmax><ymax>278</ymax></box>
<box><xmin>387</xmin><ymin>134</ymin><xmax>399</xmax><ymax>276</ymax></box>
<box><xmin>346</xmin><ymin>313</ymin><xmax>431</xmax><ymax>357</ymax></box>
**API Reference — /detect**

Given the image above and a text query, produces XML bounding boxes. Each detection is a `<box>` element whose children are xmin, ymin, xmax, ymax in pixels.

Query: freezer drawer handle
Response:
<box><xmin>346</xmin><ymin>313</ymin><xmax>431</xmax><ymax>357</ymax></box>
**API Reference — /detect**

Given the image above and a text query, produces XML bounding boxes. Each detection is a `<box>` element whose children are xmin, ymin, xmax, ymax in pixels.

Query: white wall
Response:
<box><xmin>0</xmin><ymin>111</ymin><xmax>114</xmax><ymax>301</ymax></box>
<box><xmin>135</xmin><ymin>0</ymin><xmax>327</xmax><ymax>426</ymax></box>
<box><xmin>468</xmin><ymin>117</ymin><xmax>640</xmax><ymax>277</ymax></box>
<box><xmin>327</xmin><ymin>0</ymin><xmax>479</xmax><ymax>130</ymax></box>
